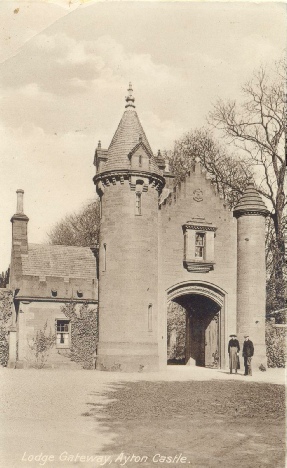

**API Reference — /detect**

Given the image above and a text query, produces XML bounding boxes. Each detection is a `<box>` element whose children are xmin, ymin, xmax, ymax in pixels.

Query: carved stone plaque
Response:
<box><xmin>193</xmin><ymin>188</ymin><xmax>203</xmax><ymax>202</ymax></box>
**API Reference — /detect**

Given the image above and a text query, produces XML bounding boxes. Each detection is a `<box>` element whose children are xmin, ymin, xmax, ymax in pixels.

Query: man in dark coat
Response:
<box><xmin>242</xmin><ymin>335</ymin><xmax>254</xmax><ymax>376</ymax></box>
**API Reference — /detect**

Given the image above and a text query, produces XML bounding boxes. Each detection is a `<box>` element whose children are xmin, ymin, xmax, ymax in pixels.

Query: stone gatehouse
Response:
<box><xmin>7</xmin><ymin>84</ymin><xmax>269</xmax><ymax>371</ymax></box>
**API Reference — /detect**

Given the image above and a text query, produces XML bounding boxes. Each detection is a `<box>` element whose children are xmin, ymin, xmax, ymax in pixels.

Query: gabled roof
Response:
<box><xmin>128</xmin><ymin>140</ymin><xmax>152</xmax><ymax>159</ymax></box>
<box><xmin>21</xmin><ymin>244</ymin><xmax>97</xmax><ymax>279</ymax></box>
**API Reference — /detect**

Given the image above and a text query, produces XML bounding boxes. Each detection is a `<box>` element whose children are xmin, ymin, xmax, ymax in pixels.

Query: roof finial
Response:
<box><xmin>125</xmin><ymin>82</ymin><xmax>136</xmax><ymax>109</ymax></box>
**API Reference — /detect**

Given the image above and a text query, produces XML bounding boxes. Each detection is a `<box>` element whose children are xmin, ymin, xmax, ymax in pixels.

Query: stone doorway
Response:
<box><xmin>185</xmin><ymin>295</ymin><xmax>220</xmax><ymax>368</ymax></box>
<box><xmin>166</xmin><ymin>282</ymin><xmax>226</xmax><ymax>369</ymax></box>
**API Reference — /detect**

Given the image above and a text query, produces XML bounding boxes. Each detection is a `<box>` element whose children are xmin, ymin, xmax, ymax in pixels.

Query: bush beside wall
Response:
<box><xmin>0</xmin><ymin>290</ymin><xmax>13</xmax><ymax>367</ymax></box>
<box><xmin>61</xmin><ymin>302</ymin><xmax>98</xmax><ymax>369</ymax></box>
<box><xmin>266</xmin><ymin>320</ymin><xmax>286</xmax><ymax>368</ymax></box>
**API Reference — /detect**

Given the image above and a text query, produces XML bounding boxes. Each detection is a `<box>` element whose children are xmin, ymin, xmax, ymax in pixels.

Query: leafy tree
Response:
<box><xmin>0</xmin><ymin>269</ymin><xmax>10</xmax><ymax>289</ymax></box>
<box><xmin>168</xmin><ymin>128</ymin><xmax>252</xmax><ymax>209</ymax></box>
<box><xmin>167</xmin><ymin>301</ymin><xmax>186</xmax><ymax>361</ymax></box>
<box><xmin>48</xmin><ymin>200</ymin><xmax>100</xmax><ymax>247</ymax></box>
<box><xmin>209</xmin><ymin>58</ymin><xmax>286</xmax><ymax>311</ymax></box>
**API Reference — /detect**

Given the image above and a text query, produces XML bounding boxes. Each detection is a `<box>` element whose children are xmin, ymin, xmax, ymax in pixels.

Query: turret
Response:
<box><xmin>93</xmin><ymin>84</ymin><xmax>165</xmax><ymax>371</ymax></box>
<box><xmin>233</xmin><ymin>183</ymin><xmax>269</xmax><ymax>369</ymax></box>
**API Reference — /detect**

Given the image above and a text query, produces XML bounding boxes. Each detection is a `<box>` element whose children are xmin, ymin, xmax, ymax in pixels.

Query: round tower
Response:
<box><xmin>233</xmin><ymin>183</ymin><xmax>269</xmax><ymax>369</ymax></box>
<box><xmin>93</xmin><ymin>84</ymin><xmax>165</xmax><ymax>372</ymax></box>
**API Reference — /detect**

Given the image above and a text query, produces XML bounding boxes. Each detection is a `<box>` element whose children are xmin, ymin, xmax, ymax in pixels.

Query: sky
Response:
<box><xmin>0</xmin><ymin>1</ymin><xmax>286</xmax><ymax>272</ymax></box>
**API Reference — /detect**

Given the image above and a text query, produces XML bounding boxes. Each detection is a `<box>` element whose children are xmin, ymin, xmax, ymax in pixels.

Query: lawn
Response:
<box><xmin>90</xmin><ymin>380</ymin><xmax>285</xmax><ymax>467</ymax></box>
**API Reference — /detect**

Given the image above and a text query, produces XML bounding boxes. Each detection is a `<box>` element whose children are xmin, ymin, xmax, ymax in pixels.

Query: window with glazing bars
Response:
<box><xmin>56</xmin><ymin>320</ymin><xmax>70</xmax><ymax>347</ymax></box>
<box><xmin>195</xmin><ymin>232</ymin><xmax>205</xmax><ymax>259</ymax></box>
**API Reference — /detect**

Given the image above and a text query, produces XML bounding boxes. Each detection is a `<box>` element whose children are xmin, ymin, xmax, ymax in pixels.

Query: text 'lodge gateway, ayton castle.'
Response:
<box><xmin>8</xmin><ymin>84</ymin><xmax>269</xmax><ymax>371</ymax></box>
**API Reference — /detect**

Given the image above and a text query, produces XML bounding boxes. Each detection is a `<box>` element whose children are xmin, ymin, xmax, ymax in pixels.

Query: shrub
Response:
<box><xmin>27</xmin><ymin>321</ymin><xmax>56</xmax><ymax>369</ymax></box>
<box><xmin>266</xmin><ymin>320</ymin><xmax>286</xmax><ymax>368</ymax></box>
<box><xmin>0</xmin><ymin>290</ymin><xmax>13</xmax><ymax>367</ymax></box>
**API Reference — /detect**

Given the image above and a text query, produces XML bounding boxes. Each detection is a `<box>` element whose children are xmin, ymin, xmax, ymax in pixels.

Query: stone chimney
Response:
<box><xmin>10</xmin><ymin>190</ymin><xmax>29</xmax><ymax>289</ymax></box>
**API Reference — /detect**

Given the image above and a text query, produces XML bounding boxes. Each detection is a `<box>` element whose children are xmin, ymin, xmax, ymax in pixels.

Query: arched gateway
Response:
<box><xmin>167</xmin><ymin>281</ymin><xmax>227</xmax><ymax>369</ymax></box>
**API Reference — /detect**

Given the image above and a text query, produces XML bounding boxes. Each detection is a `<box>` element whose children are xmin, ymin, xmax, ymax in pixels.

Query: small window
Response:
<box><xmin>195</xmin><ymin>232</ymin><xmax>205</xmax><ymax>259</ymax></box>
<box><xmin>148</xmin><ymin>304</ymin><xmax>152</xmax><ymax>332</ymax></box>
<box><xmin>56</xmin><ymin>320</ymin><xmax>70</xmax><ymax>348</ymax></box>
<box><xmin>135</xmin><ymin>192</ymin><xmax>142</xmax><ymax>216</ymax></box>
<box><xmin>103</xmin><ymin>243</ymin><xmax>107</xmax><ymax>271</ymax></box>
<box><xmin>139</xmin><ymin>155</ymin><xmax>142</xmax><ymax>167</ymax></box>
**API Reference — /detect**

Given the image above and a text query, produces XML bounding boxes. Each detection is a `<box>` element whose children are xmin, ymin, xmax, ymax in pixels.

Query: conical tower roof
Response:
<box><xmin>102</xmin><ymin>83</ymin><xmax>161</xmax><ymax>176</ymax></box>
<box><xmin>233</xmin><ymin>183</ymin><xmax>269</xmax><ymax>218</ymax></box>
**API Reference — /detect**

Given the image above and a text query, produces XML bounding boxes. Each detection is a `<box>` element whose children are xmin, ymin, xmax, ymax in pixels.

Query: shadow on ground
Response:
<box><xmin>86</xmin><ymin>380</ymin><xmax>285</xmax><ymax>468</ymax></box>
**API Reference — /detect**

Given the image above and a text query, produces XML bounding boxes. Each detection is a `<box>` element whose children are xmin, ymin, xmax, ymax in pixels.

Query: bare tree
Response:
<box><xmin>48</xmin><ymin>200</ymin><xmax>100</xmax><ymax>247</ymax></box>
<box><xmin>209</xmin><ymin>58</ymin><xmax>286</xmax><ymax>310</ymax></box>
<box><xmin>169</xmin><ymin>128</ymin><xmax>252</xmax><ymax>208</ymax></box>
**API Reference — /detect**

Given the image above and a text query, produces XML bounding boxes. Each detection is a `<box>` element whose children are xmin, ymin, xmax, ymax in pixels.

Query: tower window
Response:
<box><xmin>135</xmin><ymin>192</ymin><xmax>142</xmax><ymax>216</ymax></box>
<box><xmin>139</xmin><ymin>155</ymin><xmax>142</xmax><ymax>167</ymax></box>
<box><xmin>195</xmin><ymin>232</ymin><xmax>205</xmax><ymax>259</ymax></box>
<box><xmin>103</xmin><ymin>243</ymin><xmax>107</xmax><ymax>271</ymax></box>
<box><xmin>148</xmin><ymin>304</ymin><xmax>153</xmax><ymax>331</ymax></box>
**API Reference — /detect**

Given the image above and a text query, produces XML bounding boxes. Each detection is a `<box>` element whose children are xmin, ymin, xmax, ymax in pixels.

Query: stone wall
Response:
<box><xmin>158</xmin><ymin>165</ymin><xmax>238</xmax><ymax>368</ymax></box>
<box><xmin>16</xmin><ymin>301</ymin><xmax>97</xmax><ymax>368</ymax></box>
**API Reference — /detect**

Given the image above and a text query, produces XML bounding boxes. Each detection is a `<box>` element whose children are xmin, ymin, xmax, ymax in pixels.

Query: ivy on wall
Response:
<box><xmin>266</xmin><ymin>321</ymin><xmax>286</xmax><ymax>368</ymax></box>
<box><xmin>0</xmin><ymin>290</ymin><xmax>13</xmax><ymax>367</ymax></box>
<box><xmin>61</xmin><ymin>301</ymin><xmax>98</xmax><ymax>369</ymax></box>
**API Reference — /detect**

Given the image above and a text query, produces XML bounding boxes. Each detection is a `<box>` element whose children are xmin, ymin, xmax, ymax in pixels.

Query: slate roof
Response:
<box><xmin>21</xmin><ymin>244</ymin><xmax>97</xmax><ymax>279</ymax></box>
<box><xmin>102</xmin><ymin>109</ymin><xmax>162</xmax><ymax>176</ymax></box>
<box><xmin>233</xmin><ymin>183</ymin><xmax>269</xmax><ymax>217</ymax></box>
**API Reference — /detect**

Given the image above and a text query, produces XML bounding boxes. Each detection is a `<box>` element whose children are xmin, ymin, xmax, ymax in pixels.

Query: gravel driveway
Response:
<box><xmin>0</xmin><ymin>367</ymin><xmax>285</xmax><ymax>468</ymax></box>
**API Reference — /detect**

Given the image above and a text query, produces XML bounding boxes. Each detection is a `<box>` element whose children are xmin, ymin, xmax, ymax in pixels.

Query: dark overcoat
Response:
<box><xmin>242</xmin><ymin>340</ymin><xmax>254</xmax><ymax>357</ymax></box>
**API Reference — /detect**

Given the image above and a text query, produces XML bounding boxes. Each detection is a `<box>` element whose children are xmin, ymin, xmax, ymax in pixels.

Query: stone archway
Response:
<box><xmin>166</xmin><ymin>281</ymin><xmax>227</xmax><ymax>369</ymax></box>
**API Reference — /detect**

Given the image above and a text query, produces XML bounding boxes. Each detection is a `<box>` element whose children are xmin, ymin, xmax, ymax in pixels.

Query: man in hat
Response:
<box><xmin>242</xmin><ymin>335</ymin><xmax>254</xmax><ymax>376</ymax></box>
<box><xmin>228</xmin><ymin>334</ymin><xmax>240</xmax><ymax>374</ymax></box>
